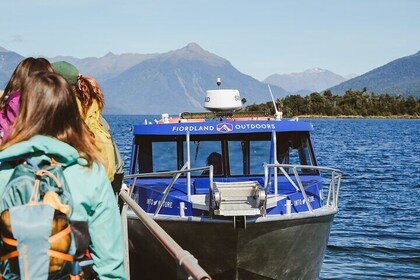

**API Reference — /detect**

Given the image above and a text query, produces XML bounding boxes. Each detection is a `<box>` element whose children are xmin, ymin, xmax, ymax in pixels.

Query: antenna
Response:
<box><xmin>268</xmin><ymin>84</ymin><xmax>282</xmax><ymax>120</ymax></box>
<box><xmin>216</xmin><ymin>77</ymin><xmax>221</xmax><ymax>88</ymax></box>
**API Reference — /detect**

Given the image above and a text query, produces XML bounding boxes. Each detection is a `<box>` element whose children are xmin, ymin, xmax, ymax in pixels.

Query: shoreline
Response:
<box><xmin>294</xmin><ymin>114</ymin><xmax>419</xmax><ymax>119</ymax></box>
<box><xmin>101</xmin><ymin>113</ymin><xmax>420</xmax><ymax>119</ymax></box>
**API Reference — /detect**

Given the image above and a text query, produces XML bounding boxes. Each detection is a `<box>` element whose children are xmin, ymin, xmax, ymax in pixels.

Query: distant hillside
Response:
<box><xmin>0</xmin><ymin>49</ymin><xmax>25</xmax><ymax>88</ymax></box>
<box><xmin>344</xmin><ymin>73</ymin><xmax>358</xmax><ymax>80</ymax></box>
<box><xmin>102</xmin><ymin>43</ymin><xmax>288</xmax><ymax>114</ymax></box>
<box><xmin>329</xmin><ymin>51</ymin><xmax>420</xmax><ymax>98</ymax></box>
<box><xmin>1</xmin><ymin>44</ymin><xmax>418</xmax><ymax>114</ymax></box>
<box><xmin>50</xmin><ymin>52</ymin><xmax>159</xmax><ymax>82</ymax></box>
<box><xmin>0</xmin><ymin>44</ymin><xmax>287</xmax><ymax>114</ymax></box>
<box><xmin>264</xmin><ymin>68</ymin><xmax>346</xmax><ymax>93</ymax></box>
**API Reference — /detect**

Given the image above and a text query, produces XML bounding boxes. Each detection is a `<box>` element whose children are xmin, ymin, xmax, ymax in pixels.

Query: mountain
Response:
<box><xmin>0</xmin><ymin>43</ymin><xmax>287</xmax><ymax>113</ymax></box>
<box><xmin>101</xmin><ymin>43</ymin><xmax>288</xmax><ymax>114</ymax></box>
<box><xmin>49</xmin><ymin>52</ymin><xmax>159</xmax><ymax>82</ymax></box>
<box><xmin>263</xmin><ymin>68</ymin><xmax>346</xmax><ymax>94</ymax></box>
<box><xmin>293</xmin><ymin>89</ymin><xmax>312</xmax><ymax>96</ymax></box>
<box><xmin>3</xmin><ymin>43</ymin><xmax>418</xmax><ymax>114</ymax></box>
<box><xmin>329</xmin><ymin>51</ymin><xmax>420</xmax><ymax>98</ymax></box>
<box><xmin>0</xmin><ymin>49</ymin><xmax>25</xmax><ymax>88</ymax></box>
<box><xmin>344</xmin><ymin>73</ymin><xmax>358</xmax><ymax>80</ymax></box>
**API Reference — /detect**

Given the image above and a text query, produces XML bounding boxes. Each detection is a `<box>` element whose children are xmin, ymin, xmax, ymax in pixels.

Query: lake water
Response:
<box><xmin>107</xmin><ymin>115</ymin><xmax>420</xmax><ymax>280</ymax></box>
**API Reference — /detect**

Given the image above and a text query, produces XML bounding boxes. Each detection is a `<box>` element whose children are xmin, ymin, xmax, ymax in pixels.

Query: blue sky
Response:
<box><xmin>1</xmin><ymin>0</ymin><xmax>419</xmax><ymax>80</ymax></box>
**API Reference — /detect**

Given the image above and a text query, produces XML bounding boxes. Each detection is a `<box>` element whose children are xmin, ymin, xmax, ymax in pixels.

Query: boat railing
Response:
<box><xmin>119</xmin><ymin>189</ymin><xmax>212</xmax><ymax>280</ymax></box>
<box><xmin>124</xmin><ymin>164</ymin><xmax>214</xmax><ymax>214</ymax></box>
<box><xmin>264</xmin><ymin>163</ymin><xmax>343</xmax><ymax>212</ymax></box>
<box><xmin>123</xmin><ymin>165</ymin><xmax>212</xmax><ymax>180</ymax></box>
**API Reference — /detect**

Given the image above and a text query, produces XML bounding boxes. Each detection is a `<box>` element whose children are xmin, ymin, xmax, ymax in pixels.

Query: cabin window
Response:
<box><xmin>134</xmin><ymin>131</ymin><xmax>316</xmax><ymax>176</ymax></box>
<box><xmin>288</xmin><ymin>140</ymin><xmax>311</xmax><ymax>166</ymax></box>
<box><xmin>228</xmin><ymin>141</ymin><xmax>244</xmax><ymax>175</ymax></box>
<box><xmin>184</xmin><ymin>141</ymin><xmax>223</xmax><ymax>176</ymax></box>
<box><xmin>277</xmin><ymin>134</ymin><xmax>315</xmax><ymax>174</ymax></box>
<box><xmin>250</xmin><ymin>141</ymin><xmax>271</xmax><ymax>174</ymax></box>
<box><xmin>152</xmin><ymin>142</ymin><xmax>177</xmax><ymax>172</ymax></box>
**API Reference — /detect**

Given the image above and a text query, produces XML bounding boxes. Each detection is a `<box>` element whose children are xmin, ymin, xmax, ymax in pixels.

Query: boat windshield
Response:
<box><xmin>134</xmin><ymin>131</ymin><xmax>317</xmax><ymax>176</ymax></box>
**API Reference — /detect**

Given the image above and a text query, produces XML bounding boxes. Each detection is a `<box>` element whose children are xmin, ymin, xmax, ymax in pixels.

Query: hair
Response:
<box><xmin>207</xmin><ymin>152</ymin><xmax>223</xmax><ymax>175</ymax></box>
<box><xmin>0</xmin><ymin>57</ymin><xmax>54</xmax><ymax>109</ymax></box>
<box><xmin>74</xmin><ymin>75</ymin><xmax>105</xmax><ymax>117</ymax></box>
<box><xmin>0</xmin><ymin>72</ymin><xmax>101</xmax><ymax>166</ymax></box>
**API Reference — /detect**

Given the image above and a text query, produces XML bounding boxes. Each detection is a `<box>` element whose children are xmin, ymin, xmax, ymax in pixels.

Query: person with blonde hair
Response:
<box><xmin>52</xmin><ymin>61</ymin><xmax>121</xmax><ymax>188</ymax></box>
<box><xmin>0</xmin><ymin>57</ymin><xmax>54</xmax><ymax>143</ymax></box>
<box><xmin>76</xmin><ymin>74</ymin><xmax>125</xmax><ymax>190</ymax></box>
<box><xmin>0</xmin><ymin>72</ymin><xmax>126</xmax><ymax>279</ymax></box>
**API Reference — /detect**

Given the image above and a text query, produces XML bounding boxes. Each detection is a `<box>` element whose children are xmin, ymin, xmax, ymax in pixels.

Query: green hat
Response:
<box><xmin>52</xmin><ymin>61</ymin><xmax>79</xmax><ymax>85</ymax></box>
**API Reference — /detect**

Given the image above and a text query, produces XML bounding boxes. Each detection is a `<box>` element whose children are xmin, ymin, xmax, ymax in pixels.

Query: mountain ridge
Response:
<box><xmin>0</xmin><ymin>49</ymin><xmax>25</xmax><ymax>87</ymax></box>
<box><xmin>0</xmin><ymin>44</ymin><xmax>419</xmax><ymax>113</ymax></box>
<box><xmin>264</xmin><ymin>68</ymin><xmax>347</xmax><ymax>93</ymax></box>
<box><xmin>329</xmin><ymin>51</ymin><xmax>420</xmax><ymax>98</ymax></box>
<box><xmin>101</xmin><ymin>46</ymin><xmax>288</xmax><ymax>114</ymax></box>
<box><xmin>50</xmin><ymin>52</ymin><xmax>159</xmax><ymax>82</ymax></box>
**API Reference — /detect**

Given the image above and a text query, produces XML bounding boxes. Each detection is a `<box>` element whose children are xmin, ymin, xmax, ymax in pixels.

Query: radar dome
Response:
<box><xmin>204</xmin><ymin>89</ymin><xmax>242</xmax><ymax>112</ymax></box>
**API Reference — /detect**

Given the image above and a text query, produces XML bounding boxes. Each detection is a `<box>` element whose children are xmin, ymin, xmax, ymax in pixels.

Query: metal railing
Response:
<box><xmin>124</xmin><ymin>165</ymin><xmax>213</xmax><ymax>213</ymax></box>
<box><xmin>119</xmin><ymin>190</ymin><xmax>212</xmax><ymax>280</ymax></box>
<box><xmin>264</xmin><ymin>163</ymin><xmax>343</xmax><ymax>212</ymax></box>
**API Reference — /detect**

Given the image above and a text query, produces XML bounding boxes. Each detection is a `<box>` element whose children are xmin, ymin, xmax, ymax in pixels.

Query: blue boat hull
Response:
<box><xmin>127</xmin><ymin>211</ymin><xmax>335</xmax><ymax>279</ymax></box>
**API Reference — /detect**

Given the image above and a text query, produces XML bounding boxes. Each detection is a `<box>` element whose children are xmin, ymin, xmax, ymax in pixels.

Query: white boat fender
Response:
<box><xmin>179</xmin><ymin>202</ymin><xmax>186</xmax><ymax>217</ymax></box>
<box><xmin>162</xmin><ymin>113</ymin><xmax>170</xmax><ymax>123</ymax></box>
<box><xmin>286</xmin><ymin>199</ymin><xmax>292</xmax><ymax>215</ymax></box>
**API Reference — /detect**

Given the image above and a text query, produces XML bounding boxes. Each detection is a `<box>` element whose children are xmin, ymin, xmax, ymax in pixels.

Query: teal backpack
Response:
<box><xmin>0</xmin><ymin>158</ymin><xmax>94</xmax><ymax>280</ymax></box>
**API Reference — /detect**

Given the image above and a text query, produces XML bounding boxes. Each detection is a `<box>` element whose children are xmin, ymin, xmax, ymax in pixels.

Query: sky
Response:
<box><xmin>0</xmin><ymin>0</ymin><xmax>419</xmax><ymax>80</ymax></box>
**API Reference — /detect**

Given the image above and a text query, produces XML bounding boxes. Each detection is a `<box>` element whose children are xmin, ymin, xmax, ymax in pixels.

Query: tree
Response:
<box><xmin>243</xmin><ymin>90</ymin><xmax>419</xmax><ymax>117</ymax></box>
<box><xmin>282</xmin><ymin>95</ymin><xmax>306</xmax><ymax>116</ymax></box>
<box><xmin>405</xmin><ymin>96</ymin><xmax>417</xmax><ymax>115</ymax></box>
<box><xmin>307</xmin><ymin>92</ymin><xmax>325</xmax><ymax>115</ymax></box>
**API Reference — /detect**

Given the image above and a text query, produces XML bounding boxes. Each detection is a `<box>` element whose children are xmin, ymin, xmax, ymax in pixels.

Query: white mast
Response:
<box><xmin>268</xmin><ymin>85</ymin><xmax>282</xmax><ymax>120</ymax></box>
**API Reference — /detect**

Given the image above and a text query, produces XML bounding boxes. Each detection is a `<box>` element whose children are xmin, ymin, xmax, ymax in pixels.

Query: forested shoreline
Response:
<box><xmin>244</xmin><ymin>89</ymin><xmax>420</xmax><ymax>118</ymax></box>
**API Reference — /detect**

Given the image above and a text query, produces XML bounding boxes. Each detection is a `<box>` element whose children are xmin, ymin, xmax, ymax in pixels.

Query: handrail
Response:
<box><xmin>126</xmin><ymin>165</ymin><xmax>214</xmax><ymax>217</ymax></box>
<box><xmin>154</xmin><ymin>163</ymin><xmax>189</xmax><ymax>216</ymax></box>
<box><xmin>264</xmin><ymin>163</ymin><xmax>343</xmax><ymax>211</ymax></box>
<box><xmin>120</xmin><ymin>190</ymin><xmax>212</xmax><ymax>280</ymax></box>
<box><xmin>124</xmin><ymin>166</ymin><xmax>211</xmax><ymax>179</ymax></box>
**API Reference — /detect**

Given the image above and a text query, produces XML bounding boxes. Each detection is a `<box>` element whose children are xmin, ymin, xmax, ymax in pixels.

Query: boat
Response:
<box><xmin>124</xmin><ymin>81</ymin><xmax>343</xmax><ymax>280</ymax></box>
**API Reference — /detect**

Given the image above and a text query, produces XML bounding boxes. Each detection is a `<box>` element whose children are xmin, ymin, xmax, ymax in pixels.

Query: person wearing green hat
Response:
<box><xmin>53</xmin><ymin>62</ymin><xmax>124</xmax><ymax>195</ymax></box>
<box><xmin>52</xmin><ymin>61</ymin><xmax>80</xmax><ymax>85</ymax></box>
